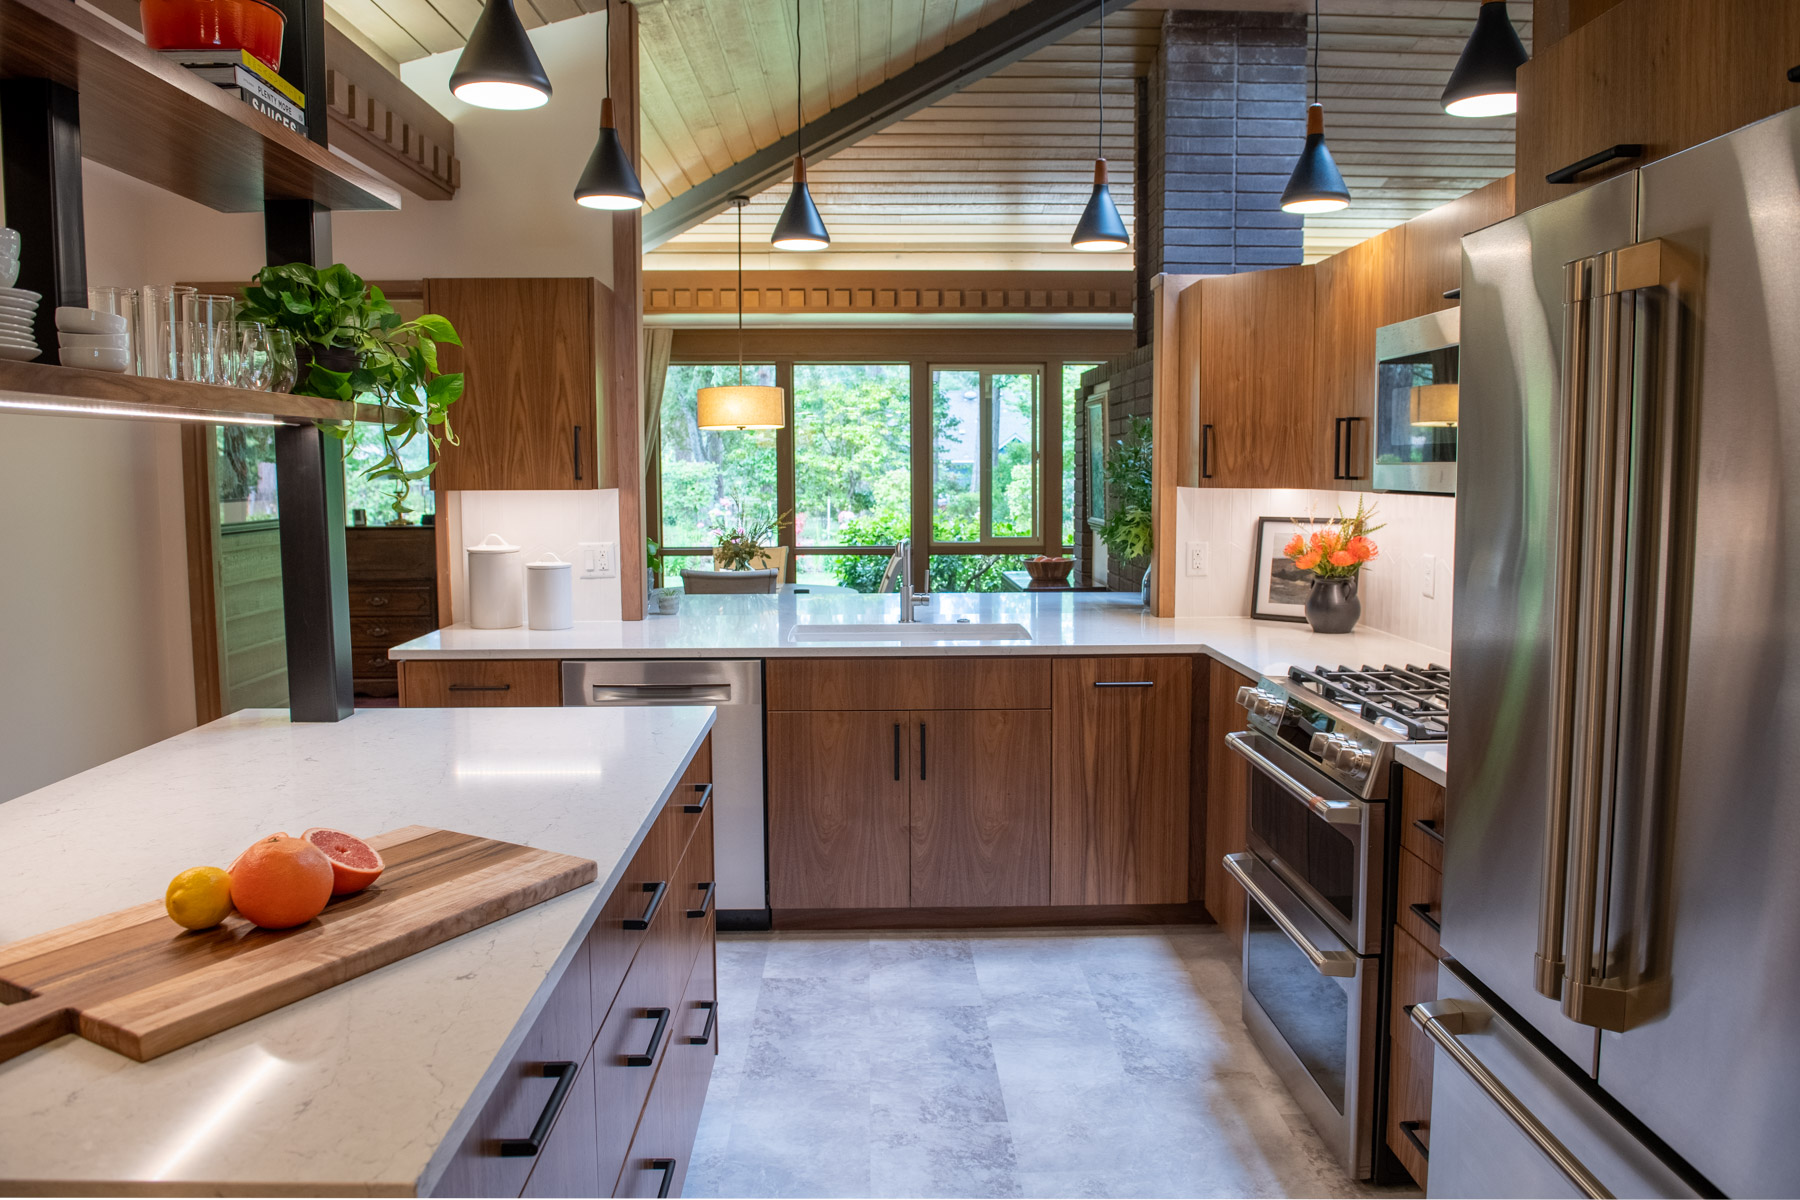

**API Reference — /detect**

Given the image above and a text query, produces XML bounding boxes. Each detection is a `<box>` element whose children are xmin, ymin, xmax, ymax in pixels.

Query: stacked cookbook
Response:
<box><xmin>164</xmin><ymin>49</ymin><xmax>306</xmax><ymax>134</ymax></box>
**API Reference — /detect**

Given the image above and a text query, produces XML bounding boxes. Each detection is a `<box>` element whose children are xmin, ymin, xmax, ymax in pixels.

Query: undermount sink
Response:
<box><xmin>789</xmin><ymin>622</ymin><xmax>1033</xmax><ymax>644</ymax></box>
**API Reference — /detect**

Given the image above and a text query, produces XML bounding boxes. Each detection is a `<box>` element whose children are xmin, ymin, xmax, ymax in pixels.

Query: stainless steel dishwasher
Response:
<box><xmin>562</xmin><ymin>660</ymin><xmax>767</xmax><ymax>928</ymax></box>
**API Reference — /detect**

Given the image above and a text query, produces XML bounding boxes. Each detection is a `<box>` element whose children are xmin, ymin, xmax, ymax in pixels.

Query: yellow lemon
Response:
<box><xmin>165</xmin><ymin>866</ymin><xmax>234</xmax><ymax>930</ymax></box>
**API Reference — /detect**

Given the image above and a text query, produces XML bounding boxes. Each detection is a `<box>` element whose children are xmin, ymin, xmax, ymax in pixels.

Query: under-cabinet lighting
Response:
<box><xmin>0</xmin><ymin>394</ymin><xmax>288</xmax><ymax>425</ymax></box>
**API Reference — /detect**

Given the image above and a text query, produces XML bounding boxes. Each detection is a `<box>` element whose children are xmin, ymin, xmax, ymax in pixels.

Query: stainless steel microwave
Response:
<box><xmin>1373</xmin><ymin>308</ymin><xmax>1459</xmax><ymax>495</ymax></box>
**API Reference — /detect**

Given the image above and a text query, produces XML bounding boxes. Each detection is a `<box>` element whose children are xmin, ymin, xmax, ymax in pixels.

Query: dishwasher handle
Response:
<box><xmin>587</xmin><ymin>683</ymin><xmax>733</xmax><ymax>706</ymax></box>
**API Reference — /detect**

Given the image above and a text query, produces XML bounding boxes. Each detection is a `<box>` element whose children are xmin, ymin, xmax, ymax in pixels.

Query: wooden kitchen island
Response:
<box><xmin>0</xmin><ymin>707</ymin><xmax>716</xmax><ymax>1197</ymax></box>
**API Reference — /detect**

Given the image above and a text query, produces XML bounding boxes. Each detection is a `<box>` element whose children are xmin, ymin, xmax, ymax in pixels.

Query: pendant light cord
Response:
<box><xmin>1311</xmin><ymin>0</ymin><xmax>1319</xmax><ymax>104</ymax></box>
<box><xmin>795</xmin><ymin>0</ymin><xmax>804</xmax><ymax>158</ymax></box>
<box><xmin>736</xmin><ymin>198</ymin><xmax>744</xmax><ymax>385</ymax></box>
<box><xmin>1096</xmin><ymin>0</ymin><xmax>1104</xmax><ymax>159</ymax></box>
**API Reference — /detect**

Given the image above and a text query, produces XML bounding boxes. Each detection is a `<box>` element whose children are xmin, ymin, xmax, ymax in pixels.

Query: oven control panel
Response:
<box><xmin>1237</xmin><ymin>678</ymin><xmax>1391</xmax><ymax>798</ymax></box>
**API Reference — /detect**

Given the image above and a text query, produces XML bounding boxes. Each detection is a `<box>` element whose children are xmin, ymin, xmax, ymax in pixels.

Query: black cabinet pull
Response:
<box><xmin>649</xmin><ymin>1159</ymin><xmax>678</xmax><ymax>1198</ymax></box>
<box><xmin>1201</xmin><ymin>423</ymin><xmax>1215</xmax><ymax>479</ymax></box>
<box><xmin>687</xmin><ymin>1000</ymin><xmax>717</xmax><ymax>1046</ymax></box>
<box><xmin>1547</xmin><ymin>143</ymin><xmax>1643</xmax><ymax>185</ymax></box>
<box><xmin>1409</xmin><ymin>901</ymin><xmax>1442</xmax><ymax>934</ymax></box>
<box><xmin>497</xmin><ymin>1061</ymin><xmax>578</xmax><ymax>1157</ymax></box>
<box><xmin>1442</xmin><ymin>287</ymin><xmax>1462</xmax><ymax>300</ymax></box>
<box><xmin>893</xmin><ymin>722</ymin><xmax>901</xmax><ymax>781</ymax></box>
<box><xmin>1094</xmin><ymin>680</ymin><xmax>1154</xmax><ymax>688</ymax></box>
<box><xmin>622</xmin><ymin>880</ymin><xmax>668</xmax><ymax>930</ymax></box>
<box><xmin>1334</xmin><ymin>416</ymin><xmax>1366</xmax><ymax>481</ymax></box>
<box><xmin>919</xmin><ymin>722</ymin><xmax>927</xmax><ymax>780</ymax></box>
<box><xmin>1788</xmin><ymin>64</ymin><xmax>1799</xmax><ymax>82</ymax></box>
<box><xmin>448</xmin><ymin>682</ymin><xmax>511</xmax><ymax>692</ymax></box>
<box><xmin>1399</xmin><ymin>1120</ymin><xmax>1430</xmax><ymax>1161</ymax></box>
<box><xmin>683</xmin><ymin>783</ymin><xmax>713</xmax><ymax>815</ymax></box>
<box><xmin>1412</xmin><ymin>817</ymin><xmax>1444</xmax><ymax>844</ymax></box>
<box><xmin>573</xmin><ymin>424</ymin><xmax>583</xmax><ymax>481</ymax></box>
<box><xmin>625</xmin><ymin>1007</ymin><xmax>671</xmax><ymax>1066</ymax></box>
<box><xmin>687</xmin><ymin>881</ymin><xmax>716</xmax><ymax>919</ymax></box>
<box><xmin>1332</xmin><ymin>417</ymin><xmax>1344</xmax><ymax>480</ymax></box>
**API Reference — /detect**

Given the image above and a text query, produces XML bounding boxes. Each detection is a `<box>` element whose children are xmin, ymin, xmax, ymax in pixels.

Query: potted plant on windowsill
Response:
<box><xmin>237</xmin><ymin>263</ymin><xmax>463</xmax><ymax>520</ymax></box>
<box><xmin>712</xmin><ymin>510</ymin><xmax>790</xmax><ymax>573</ymax></box>
<box><xmin>1283</xmin><ymin>498</ymin><xmax>1384</xmax><ymax>633</ymax></box>
<box><xmin>1098</xmin><ymin>416</ymin><xmax>1154</xmax><ymax>607</ymax></box>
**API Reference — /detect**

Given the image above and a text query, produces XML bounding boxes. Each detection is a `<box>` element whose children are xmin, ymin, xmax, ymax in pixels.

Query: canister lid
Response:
<box><xmin>467</xmin><ymin>533</ymin><xmax>519</xmax><ymax>554</ymax></box>
<box><xmin>527</xmin><ymin>552</ymin><xmax>572</xmax><ymax>571</ymax></box>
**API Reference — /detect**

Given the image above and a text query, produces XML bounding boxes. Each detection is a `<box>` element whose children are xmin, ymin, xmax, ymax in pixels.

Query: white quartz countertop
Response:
<box><xmin>0</xmin><ymin>706</ymin><xmax>714</xmax><ymax>1196</ymax></box>
<box><xmin>392</xmin><ymin>592</ymin><xmax>1449</xmax><ymax>684</ymax></box>
<box><xmin>1395</xmin><ymin>742</ymin><xmax>1449</xmax><ymax>788</ymax></box>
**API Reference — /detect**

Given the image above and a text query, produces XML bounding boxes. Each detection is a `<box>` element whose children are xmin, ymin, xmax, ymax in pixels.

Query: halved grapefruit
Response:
<box><xmin>301</xmin><ymin>827</ymin><xmax>385</xmax><ymax>895</ymax></box>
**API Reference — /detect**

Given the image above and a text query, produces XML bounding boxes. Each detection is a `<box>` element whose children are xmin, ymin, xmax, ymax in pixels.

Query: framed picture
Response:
<box><xmin>1251</xmin><ymin>516</ymin><xmax>1321</xmax><ymax>622</ymax></box>
<box><xmin>1086</xmin><ymin>400</ymin><xmax>1106</xmax><ymax>523</ymax></box>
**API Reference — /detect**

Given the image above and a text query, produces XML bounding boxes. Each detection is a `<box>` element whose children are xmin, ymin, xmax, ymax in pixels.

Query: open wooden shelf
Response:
<box><xmin>0</xmin><ymin>0</ymin><xmax>399</xmax><ymax>213</ymax></box>
<box><xmin>0</xmin><ymin>358</ymin><xmax>391</xmax><ymax>423</ymax></box>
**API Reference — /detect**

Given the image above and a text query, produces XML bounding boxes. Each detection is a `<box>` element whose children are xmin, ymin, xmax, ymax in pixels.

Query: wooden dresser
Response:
<box><xmin>345</xmin><ymin>525</ymin><xmax>438</xmax><ymax>699</ymax></box>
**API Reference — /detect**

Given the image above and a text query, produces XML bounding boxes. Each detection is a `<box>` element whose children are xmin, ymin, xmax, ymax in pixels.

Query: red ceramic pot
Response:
<box><xmin>140</xmin><ymin>0</ymin><xmax>286</xmax><ymax>71</ymax></box>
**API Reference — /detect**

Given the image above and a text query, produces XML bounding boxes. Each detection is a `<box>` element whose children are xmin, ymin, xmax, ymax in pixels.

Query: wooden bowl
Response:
<box><xmin>1025</xmin><ymin>558</ymin><xmax>1074</xmax><ymax>583</ymax></box>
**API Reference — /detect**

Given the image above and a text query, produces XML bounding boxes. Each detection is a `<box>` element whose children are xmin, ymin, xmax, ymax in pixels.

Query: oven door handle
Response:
<box><xmin>1225</xmin><ymin>732</ymin><xmax>1364</xmax><ymax>825</ymax></box>
<box><xmin>1223</xmin><ymin>853</ymin><xmax>1359</xmax><ymax>978</ymax></box>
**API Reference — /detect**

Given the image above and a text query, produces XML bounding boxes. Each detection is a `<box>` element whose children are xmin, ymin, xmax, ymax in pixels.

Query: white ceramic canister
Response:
<box><xmin>467</xmin><ymin>533</ymin><xmax>524</xmax><ymax>628</ymax></box>
<box><xmin>526</xmin><ymin>552</ymin><xmax>574</xmax><ymax>630</ymax></box>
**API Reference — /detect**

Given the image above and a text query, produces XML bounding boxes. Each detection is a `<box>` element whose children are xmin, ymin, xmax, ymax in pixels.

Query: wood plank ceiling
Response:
<box><xmin>326</xmin><ymin>0</ymin><xmax>1528</xmax><ymax>264</ymax></box>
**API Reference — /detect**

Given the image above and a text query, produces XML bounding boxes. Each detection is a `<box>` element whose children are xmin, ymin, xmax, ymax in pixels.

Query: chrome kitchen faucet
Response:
<box><xmin>878</xmin><ymin>537</ymin><xmax>932</xmax><ymax>623</ymax></box>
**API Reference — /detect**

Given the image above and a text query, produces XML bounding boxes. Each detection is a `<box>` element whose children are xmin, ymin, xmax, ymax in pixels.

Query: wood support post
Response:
<box><xmin>0</xmin><ymin>79</ymin><xmax>87</xmax><ymax>361</ymax></box>
<box><xmin>608</xmin><ymin>0</ymin><xmax>646</xmax><ymax>619</ymax></box>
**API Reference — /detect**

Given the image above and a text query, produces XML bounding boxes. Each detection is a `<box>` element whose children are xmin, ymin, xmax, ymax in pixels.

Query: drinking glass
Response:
<box><xmin>268</xmin><ymin>328</ymin><xmax>298</xmax><ymax>393</ymax></box>
<box><xmin>138</xmin><ymin>285</ymin><xmax>194</xmax><ymax>379</ymax></box>
<box><xmin>236</xmin><ymin>321</ymin><xmax>275</xmax><ymax>390</ymax></box>
<box><xmin>183</xmin><ymin>293</ymin><xmax>237</xmax><ymax>384</ymax></box>
<box><xmin>86</xmin><ymin>286</ymin><xmax>138</xmax><ymax>376</ymax></box>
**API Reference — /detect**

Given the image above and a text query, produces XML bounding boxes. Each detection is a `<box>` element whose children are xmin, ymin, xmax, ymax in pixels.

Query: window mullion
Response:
<box><xmin>979</xmin><ymin>370</ymin><xmax>993</xmax><ymax>543</ymax></box>
<box><xmin>775</xmin><ymin>359</ymin><xmax>796</xmax><ymax>583</ymax></box>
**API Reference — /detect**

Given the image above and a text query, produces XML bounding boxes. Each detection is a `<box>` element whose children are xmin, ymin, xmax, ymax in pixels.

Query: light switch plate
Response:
<box><xmin>579</xmin><ymin>541</ymin><xmax>604</xmax><ymax>579</ymax></box>
<box><xmin>1422</xmin><ymin>553</ymin><xmax>1436</xmax><ymax>599</ymax></box>
<box><xmin>1187</xmin><ymin>540</ymin><xmax>1209</xmax><ymax>577</ymax></box>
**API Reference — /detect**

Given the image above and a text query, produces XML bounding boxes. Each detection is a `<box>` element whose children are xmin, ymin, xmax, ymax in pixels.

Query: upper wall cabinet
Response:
<box><xmin>1515</xmin><ymin>0</ymin><xmax>1800</xmax><ymax>213</ymax></box>
<box><xmin>1396</xmin><ymin>178</ymin><xmax>1513</xmax><ymax>320</ymax></box>
<box><xmin>1311</xmin><ymin>229</ymin><xmax>1403</xmax><ymax>490</ymax></box>
<box><xmin>425</xmin><ymin>278</ymin><xmax>610</xmax><ymax>491</ymax></box>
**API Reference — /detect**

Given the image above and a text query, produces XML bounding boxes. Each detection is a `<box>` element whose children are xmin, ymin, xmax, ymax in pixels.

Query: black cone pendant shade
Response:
<box><xmin>450</xmin><ymin>0</ymin><xmax>551</xmax><ymax>110</ymax></box>
<box><xmin>1071</xmin><ymin>159</ymin><xmax>1129</xmax><ymax>251</ymax></box>
<box><xmin>1281</xmin><ymin>103</ymin><xmax>1350</xmax><ymax>214</ymax></box>
<box><xmin>574</xmin><ymin>99</ymin><xmax>646</xmax><ymax>209</ymax></box>
<box><xmin>1442</xmin><ymin>0</ymin><xmax>1529</xmax><ymax>117</ymax></box>
<box><xmin>771</xmin><ymin>155</ymin><xmax>830</xmax><ymax>250</ymax></box>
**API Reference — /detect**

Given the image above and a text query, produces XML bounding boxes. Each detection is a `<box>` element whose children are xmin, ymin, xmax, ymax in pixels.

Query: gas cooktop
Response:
<box><xmin>1288</xmin><ymin>663</ymin><xmax>1450</xmax><ymax>742</ymax></box>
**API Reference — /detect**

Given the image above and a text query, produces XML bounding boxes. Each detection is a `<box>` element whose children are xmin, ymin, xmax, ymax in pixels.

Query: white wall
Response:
<box><xmin>444</xmin><ymin>489</ymin><xmax>625</xmax><ymax>623</ymax></box>
<box><xmin>1173</xmin><ymin>486</ymin><xmax>1455</xmax><ymax>653</ymax></box>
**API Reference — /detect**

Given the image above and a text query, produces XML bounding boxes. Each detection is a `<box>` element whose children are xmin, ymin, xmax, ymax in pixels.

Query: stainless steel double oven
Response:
<box><xmin>1223</xmin><ymin>676</ymin><xmax>1409</xmax><ymax>1181</ymax></box>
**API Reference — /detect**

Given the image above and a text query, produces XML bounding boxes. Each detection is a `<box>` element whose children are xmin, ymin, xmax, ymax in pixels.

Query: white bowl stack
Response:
<box><xmin>54</xmin><ymin>308</ymin><xmax>131</xmax><ymax>372</ymax></box>
<box><xmin>0</xmin><ymin>228</ymin><xmax>42</xmax><ymax>363</ymax></box>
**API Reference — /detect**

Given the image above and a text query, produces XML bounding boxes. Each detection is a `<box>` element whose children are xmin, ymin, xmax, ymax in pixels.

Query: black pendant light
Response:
<box><xmin>1280</xmin><ymin>0</ymin><xmax>1350</xmax><ymax>215</ymax></box>
<box><xmin>1070</xmin><ymin>0</ymin><xmax>1128</xmax><ymax>252</ymax></box>
<box><xmin>1441</xmin><ymin>0</ymin><xmax>1529</xmax><ymax>117</ymax></box>
<box><xmin>770</xmin><ymin>0</ymin><xmax>829</xmax><ymax>250</ymax></box>
<box><xmin>449</xmin><ymin>0</ymin><xmax>551</xmax><ymax>110</ymax></box>
<box><xmin>574</xmin><ymin>1</ymin><xmax>646</xmax><ymax>209</ymax></box>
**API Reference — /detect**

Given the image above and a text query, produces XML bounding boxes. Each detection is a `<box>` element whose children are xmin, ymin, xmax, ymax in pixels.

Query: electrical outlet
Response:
<box><xmin>1187</xmin><ymin>540</ymin><xmax>1209</xmax><ymax>577</ymax></box>
<box><xmin>578</xmin><ymin>541</ymin><xmax>604</xmax><ymax>579</ymax></box>
<box><xmin>594</xmin><ymin>541</ymin><xmax>617</xmax><ymax>578</ymax></box>
<box><xmin>1422</xmin><ymin>553</ymin><xmax>1437</xmax><ymax>599</ymax></box>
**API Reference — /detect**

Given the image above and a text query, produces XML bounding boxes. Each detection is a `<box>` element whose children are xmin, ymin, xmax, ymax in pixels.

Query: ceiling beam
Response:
<box><xmin>641</xmin><ymin>0</ymin><xmax>1138</xmax><ymax>249</ymax></box>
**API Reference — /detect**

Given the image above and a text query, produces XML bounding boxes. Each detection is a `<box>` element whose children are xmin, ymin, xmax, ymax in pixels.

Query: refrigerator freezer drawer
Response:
<box><xmin>1420</xmin><ymin>963</ymin><xmax>1698</xmax><ymax>1199</ymax></box>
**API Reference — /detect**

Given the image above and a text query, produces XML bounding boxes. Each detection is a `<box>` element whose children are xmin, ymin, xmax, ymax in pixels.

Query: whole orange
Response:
<box><xmin>229</xmin><ymin>834</ymin><xmax>334</xmax><ymax>929</ymax></box>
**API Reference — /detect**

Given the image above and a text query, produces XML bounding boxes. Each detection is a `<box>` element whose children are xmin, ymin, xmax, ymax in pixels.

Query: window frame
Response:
<box><xmin>929</xmin><ymin>363</ymin><xmax>1044</xmax><ymax>547</ymax></box>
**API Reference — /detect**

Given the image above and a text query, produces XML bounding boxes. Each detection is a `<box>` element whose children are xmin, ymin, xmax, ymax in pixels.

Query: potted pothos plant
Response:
<box><xmin>238</xmin><ymin>263</ymin><xmax>463</xmax><ymax>519</ymax></box>
<box><xmin>1098</xmin><ymin>416</ymin><xmax>1154</xmax><ymax>605</ymax></box>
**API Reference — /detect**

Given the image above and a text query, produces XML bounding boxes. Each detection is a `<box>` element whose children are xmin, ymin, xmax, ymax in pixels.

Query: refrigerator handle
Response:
<box><xmin>1412</xmin><ymin>1000</ymin><xmax>1614</xmax><ymax>1200</ymax></box>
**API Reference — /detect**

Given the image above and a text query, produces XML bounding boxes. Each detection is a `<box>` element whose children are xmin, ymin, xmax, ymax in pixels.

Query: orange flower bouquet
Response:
<box><xmin>1283</xmin><ymin>498</ymin><xmax>1384</xmax><ymax>581</ymax></box>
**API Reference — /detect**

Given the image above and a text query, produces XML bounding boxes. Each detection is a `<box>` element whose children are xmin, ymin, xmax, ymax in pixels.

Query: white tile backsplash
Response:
<box><xmin>444</xmin><ymin>490</ymin><xmax>624</xmax><ymax>624</ymax></box>
<box><xmin>1173</xmin><ymin>486</ymin><xmax>1454</xmax><ymax>654</ymax></box>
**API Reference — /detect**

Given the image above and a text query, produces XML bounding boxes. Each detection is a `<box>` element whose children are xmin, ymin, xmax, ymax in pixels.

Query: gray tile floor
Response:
<box><xmin>685</xmin><ymin>926</ymin><xmax>1415</xmax><ymax>1199</ymax></box>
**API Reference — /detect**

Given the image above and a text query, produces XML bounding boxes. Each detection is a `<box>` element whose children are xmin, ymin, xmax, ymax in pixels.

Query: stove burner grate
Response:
<box><xmin>1288</xmin><ymin>663</ymin><xmax>1450</xmax><ymax>741</ymax></box>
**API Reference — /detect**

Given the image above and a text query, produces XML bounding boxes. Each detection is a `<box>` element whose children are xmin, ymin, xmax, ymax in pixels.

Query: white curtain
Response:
<box><xmin>640</xmin><ymin>326</ymin><xmax>674</xmax><ymax>474</ymax></box>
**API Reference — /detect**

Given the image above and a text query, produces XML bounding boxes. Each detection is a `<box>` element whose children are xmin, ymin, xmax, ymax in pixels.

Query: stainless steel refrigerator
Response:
<box><xmin>1429</xmin><ymin>104</ymin><xmax>1800</xmax><ymax>1198</ymax></box>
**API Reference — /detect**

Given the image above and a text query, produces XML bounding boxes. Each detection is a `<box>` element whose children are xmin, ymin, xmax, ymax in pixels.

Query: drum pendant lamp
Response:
<box><xmin>449</xmin><ymin>0</ymin><xmax>552</xmax><ymax>110</ymax></box>
<box><xmin>1441</xmin><ymin>0</ymin><xmax>1529</xmax><ymax>117</ymax></box>
<box><xmin>699</xmin><ymin>199</ymin><xmax>786</xmax><ymax>431</ymax></box>
<box><xmin>573</xmin><ymin>2</ymin><xmax>646</xmax><ymax>209</ymax></box>
<box><xmin>1280</xmin><ymin>0</ymin><xmax>1350</xmax><ymax>215</ymax></box>
<box><xmin>1070</xmin><ymin>0</ymin><xmax>1129</xmax><ymax>252</ymax></box>
<box><xmin>771</xmin><ymin>0</ymin><xmax>829</xmax><ymax>250</ymax></box>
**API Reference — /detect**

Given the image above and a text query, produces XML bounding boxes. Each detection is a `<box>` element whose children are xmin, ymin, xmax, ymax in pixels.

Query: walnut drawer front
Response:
<box><xmin>612</xmin><ymin>944</ymin><xmax>717</xmax><ymax>1198</ymax></box>
<box><xmin>1387</xmin><ymin>922</ymin><xmax>1438</xmax><ymax>1188</ymax></box>
<box><xmin>351</xmin><ymin>615</ymin><xmax>436</xmax><ymax>648</ymax></box>
<box><xmin>588</xmin><ymin>799</ymin><xmax>685</xmax><ymax>1021</ymax></box>
<box><xmin>766</xmin><ymin>656</ymin><xmax>1051</xmax><ymax>711</ymax></box>
<box><xmin>1399</xmin><ymin>768</ymin><xmax>1446</xmax><ymax>872</ymax></box>
<box><xmin>1396</xmin><ymin>846</ymin><xmax>1443</xmax><ymax>959</ymax></box>
<box><xmin>400</xmin><ymin>659</ymin><xmax>564</xmax><ymax>707</ymax></box>
<box><xmin>349</xmin><ymin>584</ymin><xmax>435</xmax><ymax>616</ymax></box>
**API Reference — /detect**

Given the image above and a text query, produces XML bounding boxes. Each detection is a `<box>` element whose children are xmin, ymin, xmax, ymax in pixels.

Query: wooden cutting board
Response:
<box><xmin>0</xmin><ymin>826</ymin><xmax>596</xmax><ymax>1064</ymax></box>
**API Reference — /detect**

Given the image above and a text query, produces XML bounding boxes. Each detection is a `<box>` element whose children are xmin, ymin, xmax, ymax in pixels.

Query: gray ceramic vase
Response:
<box><xmin>1305</xmin><ymin>575</ymin><xmax>1361</xmax><ymax>634</ymax></box>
